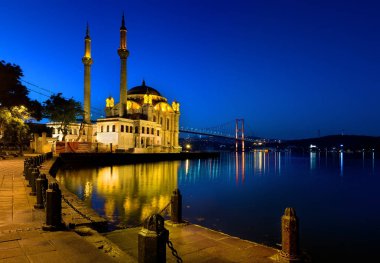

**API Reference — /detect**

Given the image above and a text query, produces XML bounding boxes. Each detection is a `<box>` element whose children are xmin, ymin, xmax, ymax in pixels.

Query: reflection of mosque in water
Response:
<box><xmin>56</xmin><ymin>162</ymin><xmax>179</xmax><ymax>226</ymax></box>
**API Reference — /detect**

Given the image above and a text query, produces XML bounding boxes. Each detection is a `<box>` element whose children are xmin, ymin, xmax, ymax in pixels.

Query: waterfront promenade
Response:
<box><xmin>0</xmin><ymin>156</ymin><xmax>281</xmax><ymax>262</ymax></box>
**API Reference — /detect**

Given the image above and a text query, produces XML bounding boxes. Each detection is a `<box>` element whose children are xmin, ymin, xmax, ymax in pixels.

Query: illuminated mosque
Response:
<box><xmin>49</xmin><ymin>15</ymin><xmax>181</xmax><ymax>153</ymax></box>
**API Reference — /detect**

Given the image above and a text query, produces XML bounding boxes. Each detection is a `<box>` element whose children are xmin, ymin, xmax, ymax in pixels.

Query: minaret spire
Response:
<box><xmin>82</xmin><ymin>23</ymin><xmax>93</xmax><ymax>124</ymax></box>
<box><xmin>86</xmin><ymin>22</ymin><xmax>90</xmax><ymax>38</ymax></box>
<box><xmin>118</xmin><ymin>13</ymin><xmax>129</xmax><ymax>117</ymax></box>
<box><xmin>121</xmin><ymin>12</ymin><xmax>126</xmax><ymax>30</ymax></box>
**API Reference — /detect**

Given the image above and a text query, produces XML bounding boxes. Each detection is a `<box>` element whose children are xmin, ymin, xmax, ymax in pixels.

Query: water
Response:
<box><xmin>56</xmin><ymin>152</ymin><xmax>380</xmax><ymax>262</ymax></box>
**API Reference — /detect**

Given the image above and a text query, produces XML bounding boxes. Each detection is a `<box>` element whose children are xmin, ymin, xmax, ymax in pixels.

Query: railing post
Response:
<box><xmin>138</xmin><ymin>214</ymin><xmax>169</xmax><ymax>263</ymax></box>
<box><xmin>29</xmin><ymin>169</ymin><xmax>39</xmax><ymax>196</ymax></box>
<box><xmin>281</xmin><ymin>207</ymin><xmax>300</xmax><ymax>262</ymax></box>
<box><xmin>171</xmin><ymin>188</ymin><xmax>182</xmax><ymax>223</ymax></box>
<box><xmin>34</xmin><ymin>174</ymin><xmax>48</xmax><ymax>209</ymax></box>
<box><xmin>43</xmin><ymin>182</ymin><xmax>64</xmax><ymax>231</ymax></box>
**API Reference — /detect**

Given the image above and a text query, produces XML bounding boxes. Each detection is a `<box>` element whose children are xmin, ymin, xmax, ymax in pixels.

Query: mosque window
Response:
<box><xmin>112</xmin><ymin>125</ymin><xmax>116</xmax><ymax>132</ymax></box>
<box><xmin>121</xmin><ymin>125</ymin><xmax>124</xmax><ymax>132</ymax></box>
<box><xmin>167</xmin><ymin>119</ymin><xmax>170</xmax><ymax>130</ymax></box>
<box><xmin>101</xmin><ymin>126</ymin><xmax>103</xmax><ymax>132</ymax></box>
<box><xmin>74</xmin><ymin>129</ymin><xmax>77</xmax><ymax>135</ymax></box>
<box><xmin>157</xmin><ymin>130</ymin><xmax>160</xmax><ymax>136</ymax></box>
<box><xmin>151</xmin><ymin>128</ymin><xmax>154</xmax><ymax>134</ymax></box>
<box><xmin>160</xmin><ymin>117</ymin><xmax>163</xmax><ymax>125</ymax></box>
<box><xmin>142</xmin><ymin>127</ymin><xmax>145</xmax><ymax>134</ymax></box>
<box><xmin>153</xmin><ymin>115</ymin><xmax>157</xmax><ymax>122</ymax></box>
<box><xmin>135</xmin><ymin>126</ymin><xmax>139</xmax><ymax>133</ymax></box>
<box><xmin>147</xmin><ymin>127</ymin><xmax>150</xmax><ymax>134</ymax></box>
<box><xmin>107</xmin><ymin>125</ymin><xmax>109</xmax><ymax>132</ymax></box>
<box><xmin>83</xmin><ymin>129</ymin><xmax>86</xmax><ymax>135</ymax></box>
<box><xmin>130</xmin><ymin>126</ymin><xmax>133</xmax><ymax>133</ymax></box>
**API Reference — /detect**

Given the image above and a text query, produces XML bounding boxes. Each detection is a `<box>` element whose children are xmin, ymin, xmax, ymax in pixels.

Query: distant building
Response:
<box><xmin>48</xmin><ymin>15</ymin><xmax>181</xmax><ymax>153</ymax></box>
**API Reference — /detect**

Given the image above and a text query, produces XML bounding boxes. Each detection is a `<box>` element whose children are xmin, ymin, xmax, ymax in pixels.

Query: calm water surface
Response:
<box><xmin>56</xmin><ymin>152</ymin><xmax>380</xmax><ymax>262</ymax></box>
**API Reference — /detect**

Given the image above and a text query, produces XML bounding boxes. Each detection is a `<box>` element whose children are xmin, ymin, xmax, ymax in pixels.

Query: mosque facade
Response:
<box><xmin>48</xmin><ymin>15</ymin><xmax>181</xmax><ymax>153</ymax></box>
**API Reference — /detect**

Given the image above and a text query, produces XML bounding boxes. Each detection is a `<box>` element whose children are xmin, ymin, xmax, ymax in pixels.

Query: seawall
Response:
<box><xmin>52</xmin><ymin>151</ymin><xmax>220</xmax><ymax>172</ymax></box>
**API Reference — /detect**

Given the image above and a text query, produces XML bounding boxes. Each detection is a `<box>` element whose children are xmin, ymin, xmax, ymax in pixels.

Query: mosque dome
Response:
<box><xmin>128</xmin><ymin>80</ymin><xmax>162</xmax><ymax>96</ymax></box>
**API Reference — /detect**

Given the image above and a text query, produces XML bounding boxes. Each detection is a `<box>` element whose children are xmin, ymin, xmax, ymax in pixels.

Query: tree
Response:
<box><xmin>0</xmin><ymin>106</ymin><xmax>31</xmax><ymax>155</ymax></box>
<box><xmin>43</xmin><ymin>93</ymin><xmax>83</xmax><ymax>141</ymax></box>
<box><xmin>0</xmin><ymin>60</ymin><xmax>42</xmax><ymax>120</ymax></box>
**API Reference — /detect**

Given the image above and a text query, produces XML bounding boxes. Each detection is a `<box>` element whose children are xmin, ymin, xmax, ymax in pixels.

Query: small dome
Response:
<box><xmin>128</xmin><ymin>80</ymin><xmax>162</xmax><ymax>96</ymax></box>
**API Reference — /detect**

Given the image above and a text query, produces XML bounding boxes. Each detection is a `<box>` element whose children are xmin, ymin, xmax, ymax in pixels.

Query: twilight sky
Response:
<box><xmin>1</xmin><ymin>0</ymin><xmax>379</xmax><ymax>139</ymax></box>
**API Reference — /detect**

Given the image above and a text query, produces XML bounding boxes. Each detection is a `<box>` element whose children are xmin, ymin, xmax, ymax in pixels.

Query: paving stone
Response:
<box><xmin>0</xmin><ymin>255</ymin><xmax>30</xmax><ymax>263</ymax></box>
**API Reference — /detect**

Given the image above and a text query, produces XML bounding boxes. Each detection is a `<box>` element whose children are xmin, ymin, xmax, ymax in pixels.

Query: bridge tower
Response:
<box><xmin>235</xmin><ymin>119</ymin><xmax>245</xmax><ymax>152</ymax></box>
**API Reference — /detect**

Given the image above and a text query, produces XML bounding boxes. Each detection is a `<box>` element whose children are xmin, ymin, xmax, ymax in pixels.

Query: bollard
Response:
<box><xmin>43</xmin><ymin>182</ymin><xmax>64</xmax><ymax>231</ymax></box>
<box><xmin>138</xmin><ymin>214</ymin><xmax>169</xmax><ymax>263</ymax></box>
<box><xmin>29</xmin><ymin>169</ymin><xmax>39</xmax><ymax>196</ymax></box>
<box><xmin>23</xmin><ymin>160</ymin><xmax>30</xmax><ymax>178</ymax></box>
<box><xmin>23</xmin><ymin>160</ymin><xmax>29</xmax><ymax>177</ymax></box>
<box><xmin>281</xmin><ymin>207</ymin><xmax>300</xmax><ymax>262</ymax></box>
<box><xmin>26</xmin><ymin>166</ymin><xmax>35</xmax><ymax>187</ymax></box>
<box><xmin>171</xmin><ymin>188</ymin><xmax>182</xmax><ymax>223</ymax></box>
<box><xmin>34</xmin><ymin>174</ymin><xmax>48</xmax><ymax>209</ymax></box>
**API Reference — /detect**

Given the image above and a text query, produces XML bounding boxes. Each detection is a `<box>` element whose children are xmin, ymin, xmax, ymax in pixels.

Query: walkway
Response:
<box><xmin>106</xmin><ymin>223</ymin><xmax>280</xmax><ymax>262</ymax></box>
<box><xmin>0</xmin><ymin>157</ymin><xmax>128</xmax><ymax>262</ymax></box>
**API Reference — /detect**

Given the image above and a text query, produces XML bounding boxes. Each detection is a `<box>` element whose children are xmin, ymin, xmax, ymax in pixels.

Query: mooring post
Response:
<box><xmin>171</xmin><ymin>188</ymin><xmax>182</xmax><ymax>223</ymax></box>
<box><xmin>34</xmin><ymin>174</ymin><xmax>48</xmax><ymax>209</ymax></box>
<box><xmin>29</xmin><ymin>169</ymin><xmax>39</xmax><ymax>196</ymax></box>
<box><xmin>43</xmin><ymin>182</ymin><xmax>64</xmax><ymax>231</ymax></box>
<box><xmin>281</xmin><ymin>207</ymin><xmax>300</xmax><ymax>262</ymax></box>
<box><xmin>138</xmin><ymin>214</ymin><xmax>169</xmax><ymax>263</ymax></box>
<box><xmin>26</xmin><ymin>166</ymin><xmax>35</xmax><ymax>186</ymax></box>
<box><xmin>23</xmin><ymin>159</ymin><xmax>29</xmax><ymax>177</ymax></box>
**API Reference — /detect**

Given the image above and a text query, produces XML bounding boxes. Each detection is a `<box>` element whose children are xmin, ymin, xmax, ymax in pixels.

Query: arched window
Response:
<box><xmin>121</xmin><ymin>125</ymin><xmax>124</xmax><ymax>132</ymax></box>
<box><xmin>153</xmin><ymin>115</ymin><xmax>157</xmax><ymax>122</ymax></box>
<box><xmin>135</xmin><ymin>126</ymin><xmax>139</xmax><ymax>133</ymax></box>
<box><xmin>112</xmin><ymin>125</ymin><xmax>116</xmax><ymax>132</ymax></box>
<box><xmin>147</xmin><ymin>127</ymin><xmax>150</xmax><ymax>134</ymax></box>
<box><xmin>101</xmin><ymin>126</ymin><xmax>103</xmax><ymax>132</ymax></box>
<box><xmin>107</xmin><ymin>125</ymin><xmax>109</xmax><ymax>132</ymax></box>
<box><xmin>130</xmin><ymin>126</ymin><xmax>133</xmax><ymax>133</ymax></box>
<box><xmin>142</xmin><ymin>127</ymin><xmax>145</xmax><ymax>134</ymax></box>
<box><xmin>160</xmin><ymin>117</ymin><xmax>163</xmax><ymax>125</ymax></box>
<box><xmin>167</xmin><ymin>119</ymin><xmax>170</xmax><ymax>130</ymax></box>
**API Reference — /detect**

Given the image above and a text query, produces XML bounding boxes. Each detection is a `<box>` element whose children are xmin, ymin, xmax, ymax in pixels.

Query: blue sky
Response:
<box><xmin>1</xmin><ymin>0</ymin><xmax>379</xmax><ymax>139</ymax></box>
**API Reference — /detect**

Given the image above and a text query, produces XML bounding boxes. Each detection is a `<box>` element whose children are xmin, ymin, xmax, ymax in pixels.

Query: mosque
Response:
<box><xmin>48</xmin><ymin>15</ymin><xmax>181</xmax><ymax>153</ymax></box>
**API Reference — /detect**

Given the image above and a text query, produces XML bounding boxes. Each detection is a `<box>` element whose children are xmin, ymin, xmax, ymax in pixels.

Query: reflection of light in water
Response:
<box><xmin>339</xmin><ymin>152</ymin><xmax>344</xmax><ymax>176</ymax></box>
<box><xmin>372</xmin><ymin>152</ymin><xmax>375</xmax><ymax>172</ymax></box>
<box><xmin>84</xmin><ymin>181</ymin><xmax>93</xmax><ymax>198</ymax></box>
<box><xmin>104</xmin><ymin>199</ymin><xmax>115</xmax><ymax>219</ymax></box>
<box><xmin>235</xmin><ymin>152</ymin><xmax>239</xmax><ymax>184</ymax></box>
<box><xmin>57</xmin><ymin>161</ymin><xmax>179</xmax><ymax>226</ymax></box>
<box><xmin>263</xmin><ymin>152</ymin><xmax>266</xmax><ymax>173</ymax></box>
<box><xmin>278</xmin><ymin>152</ymin><xmax>281</xmax><ymax>174</ymax></box>
<box><xmin>242</xmin><ymin>152</ymin><xmax>245</xmax><ymax>183</ymax></box>
<box><xmin>185</xmin><ymin>159</ymin><xmax>189</xmax><ymax>175</ymax></box>
<box><xmin>310</xmin><ymin>152</ymin><xmax>316</xmax><ymax>170</ymax></box>
<box><xmin>253</xmin><ymin>151</ymin><xmax>263</xmax><ymax>175</ymax></box>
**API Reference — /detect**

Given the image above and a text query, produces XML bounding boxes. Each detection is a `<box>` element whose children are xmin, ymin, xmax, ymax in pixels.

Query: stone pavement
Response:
<box><xmin>105</xmin><ymin>222</ymin><xmax>281</xmax><ymax>263</ymax></box>
<box><xmin>0</xmin><ymin>157</ymin><xmax>130</xmax><ymax>262</ymax></box>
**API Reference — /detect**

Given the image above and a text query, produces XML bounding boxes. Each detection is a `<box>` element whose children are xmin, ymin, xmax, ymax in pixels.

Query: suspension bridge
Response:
<box><xmin>179</xmin><ymin>119</ymin><xmax>255</xmax><ymax>151</ymax></box>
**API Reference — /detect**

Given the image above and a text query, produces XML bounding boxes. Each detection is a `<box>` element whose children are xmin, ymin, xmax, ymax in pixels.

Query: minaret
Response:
<box><xmin>82</xmin><ymin>23</ymin><xmax>93</xmax><ymax>123</ymax></box>
<box><xmin>118</xmin><ymin>13</ymin><xmax>129</xmax><ymax>117</ymax></box>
